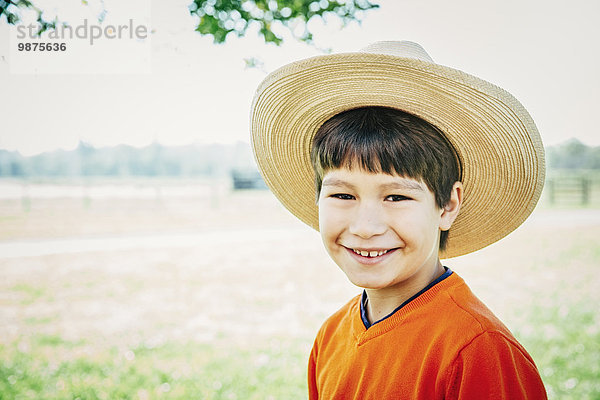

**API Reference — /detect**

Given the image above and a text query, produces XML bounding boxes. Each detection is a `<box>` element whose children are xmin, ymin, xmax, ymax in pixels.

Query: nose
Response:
<box><xmin>348</xmin><ymin>201</ymin><xmax>387</xmax><ymax>239</ymax></box>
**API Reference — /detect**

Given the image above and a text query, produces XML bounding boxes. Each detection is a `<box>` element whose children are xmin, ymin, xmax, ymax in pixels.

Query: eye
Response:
<box><xmin>385</xmin><ymin>194</ymin><xmax>410</xmax><ymax>202</ymax></box>
<box><xmin>331</xmin><ymin>193</ymin><xmax>355</xmax><ymax>200</ymax></box>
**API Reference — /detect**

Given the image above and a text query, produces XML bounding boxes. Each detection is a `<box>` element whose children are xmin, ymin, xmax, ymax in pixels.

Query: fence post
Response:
<box><xmin>581</xmin><ymin>177</ymin><xmax>590</xmax><ymax>206</ymax></box>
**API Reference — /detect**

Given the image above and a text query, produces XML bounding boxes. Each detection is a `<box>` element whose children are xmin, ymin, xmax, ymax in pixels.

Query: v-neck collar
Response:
<box><xmin>360</xmin><ymin>267</ymin><xmax>454</xmax><ymax>330</ymax></box>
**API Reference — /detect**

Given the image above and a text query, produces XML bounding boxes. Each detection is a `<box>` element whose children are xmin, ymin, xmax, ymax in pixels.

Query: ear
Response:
<box><xmin>439</xmin><ymin>182</ymin><xmax>463</xmax><ymax>231</ymax></box>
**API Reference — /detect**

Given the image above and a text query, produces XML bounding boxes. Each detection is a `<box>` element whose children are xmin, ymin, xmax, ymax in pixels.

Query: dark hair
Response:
<box><xmin>310</xmin><ymin>106</ymin><xmax>461</xmax><ymax>250</ymax></box>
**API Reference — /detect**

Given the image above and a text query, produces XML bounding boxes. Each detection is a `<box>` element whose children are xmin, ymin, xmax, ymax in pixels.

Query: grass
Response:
<box><xmin>0</xmin><ymin>338</ymin><xmax>308</xmax><ymax>400</ymax></box>
<box><xmin>516</xmin><ymin>304</ymin><xmax>600</xmax><ymax>399</ymax></box>
<box><xmin>3</xmin><ymin>306</ymin><xmax>598</xmax><ymax>399</ymax></box>
<box><xmin>10</xmin><ymin>284</ymin><xmax>47</xmax><ymax>305</ymax></box>
<box><xmin>0</xmin><ymin>186</ymin><xmax>599</xmax><ymax>399</ymax></box>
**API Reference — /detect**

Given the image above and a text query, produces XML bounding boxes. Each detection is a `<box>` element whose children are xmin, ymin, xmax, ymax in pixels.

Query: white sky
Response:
<box><xmin>0</xmin><ymin>0</ymin><xmax>598</xmax><ymax>155</ymax></box>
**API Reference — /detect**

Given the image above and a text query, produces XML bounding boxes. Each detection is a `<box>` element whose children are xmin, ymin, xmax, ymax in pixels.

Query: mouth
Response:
<box><xmin>351</xmin><ymin>248</ymin><xmax>390</xmax><ymax>258</ymax></box>
<box><xmin>344</xmin><ymin>246</ymin><xmax>399</xmax><ymax>262</ymax></box>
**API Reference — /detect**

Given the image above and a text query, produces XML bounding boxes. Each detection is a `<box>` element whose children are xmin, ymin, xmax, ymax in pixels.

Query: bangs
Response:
<box><xmin>311</xmin><ymin>107</ymin><xmax>458</xmax><ymax>201</ymax></box>
<box><xmin>311</xmin><ymin>112</ymin><xmax>429</xmax><ymax>181</ymax></box>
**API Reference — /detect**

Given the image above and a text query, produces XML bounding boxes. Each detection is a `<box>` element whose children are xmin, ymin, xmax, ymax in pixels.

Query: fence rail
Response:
<box><xmin>545</xmin><ymin>175</ymin><xmax>599</xmax><ymax>206</ymax></box>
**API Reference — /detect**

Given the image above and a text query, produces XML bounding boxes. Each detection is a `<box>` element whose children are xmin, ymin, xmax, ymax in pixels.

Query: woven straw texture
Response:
<box><xmin>250</xmin><ymin>42</ymin><xmax>545</xmax><ymax>258</ymax></box>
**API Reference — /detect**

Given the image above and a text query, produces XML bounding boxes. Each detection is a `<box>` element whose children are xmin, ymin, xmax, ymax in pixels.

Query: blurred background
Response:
<box><xmin>1</xmin><ymin>0</ymin><xmax>599</xmax><ymax>399</ymax></box>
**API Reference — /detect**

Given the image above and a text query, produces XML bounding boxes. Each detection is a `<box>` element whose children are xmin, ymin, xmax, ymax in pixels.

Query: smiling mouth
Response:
<box><xmin>349</xmin><ymin>248</ymin><xmax>397</xmax><ymax>258</ymax></box>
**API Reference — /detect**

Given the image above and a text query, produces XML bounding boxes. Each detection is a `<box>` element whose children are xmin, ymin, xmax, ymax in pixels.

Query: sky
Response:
<box><xmin>0</xmin><ymin>0</ymin><xmax>598</xmax><ymax>156</ymax></box>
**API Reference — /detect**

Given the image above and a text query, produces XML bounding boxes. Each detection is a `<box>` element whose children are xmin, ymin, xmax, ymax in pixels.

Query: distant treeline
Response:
<box><xmin>546</xmin><ymin>139</ymin><xmax>600</xmax><ymax>170</ymax></box>
<box><xmin>0</xmin><ymin>138</ymin><xmax>597</xmax><ymax>178</ymax></box>
<box><xmin>0</xmin><ymin>142</ymin><xmax>257</xmax><ymax>178</ymax></box>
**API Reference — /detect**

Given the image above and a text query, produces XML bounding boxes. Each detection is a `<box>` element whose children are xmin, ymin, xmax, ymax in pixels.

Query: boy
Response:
<box><xmin>250</xmin><ymin>41</ymin><xmax>547</xmax><ymax>399</ymax></box>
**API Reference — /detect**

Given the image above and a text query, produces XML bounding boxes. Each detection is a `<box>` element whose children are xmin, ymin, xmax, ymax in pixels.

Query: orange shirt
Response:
<box><xmin>308</xmin><ymin>272</ymin><xmax>547</xmax><ymax>399</ymax></box>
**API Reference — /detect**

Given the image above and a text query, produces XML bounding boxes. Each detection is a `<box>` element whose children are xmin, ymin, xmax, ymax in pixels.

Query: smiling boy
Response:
<box><xmin>250</xmin><ymin>41</ymin><xmax>547</xmax><ymax>399</ymax></box>
<box><xmin>319</xmin><ymin>168</ymin><xmax>452</xmax><ymax>296</ymax></box>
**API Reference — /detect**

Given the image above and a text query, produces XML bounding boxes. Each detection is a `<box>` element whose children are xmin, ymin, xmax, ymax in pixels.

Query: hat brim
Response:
<box><xmin>250</xmin><ymin>52</ymin><xmax>545</xmax><ymax>258</ymax></box>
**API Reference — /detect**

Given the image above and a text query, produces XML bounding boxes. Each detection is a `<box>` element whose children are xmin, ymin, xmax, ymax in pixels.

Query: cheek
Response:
<box><xmin>318</xmin><ymin>204</ymin><xmax>345</xmax><ymax>243</ymax></box>
<box><xmin>393</xmin><ymin>209</ymin><xmax>439</xmax><ymax>245</ymax></box>
<box><xmin>416</xmin><ymin>211</ymin><xmax>443</xmax><ymax>248</ymax></box>
<box><xmin>318</xmin><ymin>201</ymin><xmax>335</xmax><ymax>230</ymax></box>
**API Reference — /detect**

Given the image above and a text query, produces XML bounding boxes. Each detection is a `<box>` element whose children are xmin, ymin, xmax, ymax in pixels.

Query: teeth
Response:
<box><xmin>352</xmin><ymin>249</ymin><xmax>389</xmax><ymax>257</ymax></box>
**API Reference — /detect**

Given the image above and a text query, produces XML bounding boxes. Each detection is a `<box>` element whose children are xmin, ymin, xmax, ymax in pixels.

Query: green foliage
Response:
<box><xmin>189</xmin><ymin>0</ymin><xmax>378</xmax><ymax>44</ymax></box>
<box><xmin>548</xmin><ymin>139</ymin><xmax>600</xmax><ymax>169</ymax></box>
<box><xmin>0</xmin><ymin>0</ymin><xmax>59</xmax><ymax>35</ymax></box>
<box><xmin>0</xmin><ymin>141</ymin><xmax>256</xmax><ymax>178</ymax></box>
<box><xmin>2</xmin><ymin>139</ymin><xmax>600</xmax><ymax>180</ymax></box>
<box><xmin>1</xmin><ymin>0</ymin><xmax>379</xmax><ymax>43</ymax></box>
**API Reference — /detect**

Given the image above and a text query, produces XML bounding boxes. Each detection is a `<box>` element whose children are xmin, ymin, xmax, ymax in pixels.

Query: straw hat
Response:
<box><xmin>250</xmin><ymin>41</ymin><xmax>545</xmax><ymax>258</ymax></box>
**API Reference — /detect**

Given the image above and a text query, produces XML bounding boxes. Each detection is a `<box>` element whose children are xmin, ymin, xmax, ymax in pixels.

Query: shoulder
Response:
<box><xmin>424</xmin><ymin>274</ymin><xmax>538</xmax><ymax>369</ymax></box>
<box><xmin>439</xmin><ymin>275</ymin><xmax>547</xmax><ymax>399</ymax></box>
<box><xmin>445</xmin><ymin>330</ymin><xmax>546</xmax><ymax>399</ymax></box>
<box><xmin>440</xmin><ymin>273</ymin><xmax>515</xmax><ymax>340</ymax></box>
<box><xmin>440</xmin><ymin>274</ymin><xmax>535</xmax><ymax>362</ymax></box>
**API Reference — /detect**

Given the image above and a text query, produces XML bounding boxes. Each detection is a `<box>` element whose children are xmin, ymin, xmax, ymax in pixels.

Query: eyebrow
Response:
<box><xmin>321</xmin><ymin>178</ymin><xmax>424</xmax><ymax>191</ymax></box>
<box><xmin>321</xmin><ymin>178</ymin><xmax>357</xmax><ymax>190</ymax></box>
<box><xmin>380</xmin><ymin>181</ymin><xmax>425</xmax><ymax>191</ymax></box>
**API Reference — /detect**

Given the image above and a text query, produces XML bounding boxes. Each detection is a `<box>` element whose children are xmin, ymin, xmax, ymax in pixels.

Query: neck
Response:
<box><xmin>365</xmin><ymin>262</ymin><xmax>445</xmax><ymax>325</ymax></box>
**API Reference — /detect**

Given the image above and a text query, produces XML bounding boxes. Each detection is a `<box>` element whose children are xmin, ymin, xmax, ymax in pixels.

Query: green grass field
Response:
<box><xmin>0</xmin><ymin>338</ymin><xmax>308</xmax><ymax>399</ymax></box>
<box><xmin>0</xmin><ymin>184</ymin><xmax>599</xmax><ymax>399</ymax></box>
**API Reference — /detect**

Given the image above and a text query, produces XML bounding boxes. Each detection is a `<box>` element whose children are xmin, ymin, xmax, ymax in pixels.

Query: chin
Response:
<box><xmin>346</xmin><ymin>272</ymin><xmax>398</xmax><ymax>290</ymax></box>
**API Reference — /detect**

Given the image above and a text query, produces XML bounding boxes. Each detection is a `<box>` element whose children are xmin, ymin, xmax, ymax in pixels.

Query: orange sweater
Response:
<box><xmin>308</xmin><ymin>272</ymin><xmax>547</xmax><ymax>399</ymax></box>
